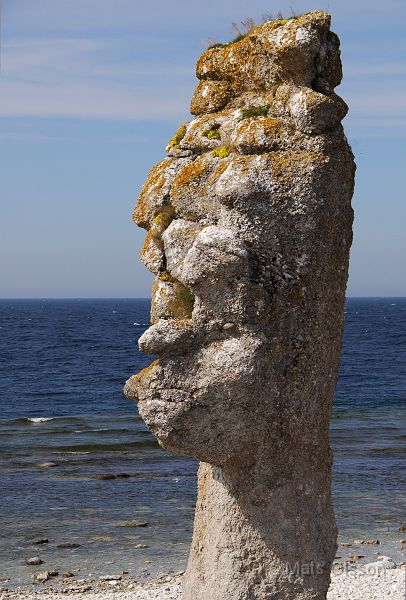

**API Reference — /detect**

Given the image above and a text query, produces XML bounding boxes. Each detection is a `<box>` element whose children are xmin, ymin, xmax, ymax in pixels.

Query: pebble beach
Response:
<box><xmin>1</xmin><ymin>561</ymin><xmax>405</xmax><ymax>600</ymax></box>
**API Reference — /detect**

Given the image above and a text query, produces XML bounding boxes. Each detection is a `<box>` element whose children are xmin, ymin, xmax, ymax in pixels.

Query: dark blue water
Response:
<box><xmin>0</xmin><ymin>298</ymin><xmax>405</xmax><ymax>585</ymax></box>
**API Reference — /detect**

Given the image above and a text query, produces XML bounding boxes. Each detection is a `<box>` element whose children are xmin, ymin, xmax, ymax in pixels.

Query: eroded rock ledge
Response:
<box><xmin>126</xmin><ymin>11</ymin><xmax>355</xmax><ymax>600</ymax></box>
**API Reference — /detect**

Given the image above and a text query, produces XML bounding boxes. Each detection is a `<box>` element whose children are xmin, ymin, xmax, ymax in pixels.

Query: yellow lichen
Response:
<box><xmin>273</xmin><ymin>19</ymin><xmax>290</xmax><ymax>27</ymax></box>
<box><xmin>168</xmin><ymin>123</ymin><xmax>187</xmax><ymax>149</ymax></box>
<box><xmin>202</xmin><ymin>127</ymin><xmax>221</xmax><ymax>140</ymax></box>
<box><xmin>212</xmin><ymin>146</ymin><xmax>231</xmax><ymax>158</ymax></box>
<box><xmin>159</xmin><ymin>271</ymin><xmax>176</xmax><ymax>283</ymax></box>
<box><xmin>153</xmin><ymin>207</ymin><xmax>175</xmax><ymax>230</ymax></box>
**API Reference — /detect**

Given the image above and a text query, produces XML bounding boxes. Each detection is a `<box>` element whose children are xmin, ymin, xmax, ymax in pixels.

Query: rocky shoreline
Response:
<box><xmin>4</xmin><ymin>528</ymin><xmax>404</xmax><ymax>592</ymax></box>
<box><xmin>1</xmin><ymin>559</ymin><xmax>404</xmax><ymax>600</ymax></box>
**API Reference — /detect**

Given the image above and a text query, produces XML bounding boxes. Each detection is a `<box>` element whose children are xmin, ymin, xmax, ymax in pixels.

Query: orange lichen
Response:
<box><xmin>232</xmin><ymin>117</ymin><xmax>294</xmax><ymax>154</ymax></box>
<box><xmin>239</xmin><ymin>117</ymin><xmax>282</xmax><ymax>137</ymax></box>
<box><xmin>270</xmin><ymin>150</ymin><xmax>325</xmax><ymax>181</ymax></box>
<box><xmin>139</xmin><ymin>359</ymin><xmax>159</xmax><ymax>377</ymax></box>
<box><xmin>140</xmin><ymin>230</ymin><xmax>155</xmax><ymax>257</ymax></box>
<box><xmin>212</xmin><ymin>160</ymin><xmax>230</xmax><ymax>178</ymax></box>
<box><xmin>190</xmin><ymin>80</ymin><xmax>232</xmax><ymax>116</ymax></box>
<box><xmin>172</xmin><ymin>157</ymin><xmax>210</xmax><ymax>187</ymax></box>
<box><xmin>194</xmin><ymin>12</ymin><xmax>333</xmax><ymax>98</ymax></box>
<box><xmin>126</xmin><ymin>359</ymin><xmax>160</xmax><ymax>399</ymax></box>
<box><xmin>133</xmin><ymin>159</ymin><xmax>172</xmax><ymax>229</ymax></box>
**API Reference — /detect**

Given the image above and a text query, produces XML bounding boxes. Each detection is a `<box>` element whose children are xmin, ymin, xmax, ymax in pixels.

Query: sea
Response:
<box><xmin>0</xmin><ymin>298</ymin><xmax>405</xmax><ymax>586</ymax></box>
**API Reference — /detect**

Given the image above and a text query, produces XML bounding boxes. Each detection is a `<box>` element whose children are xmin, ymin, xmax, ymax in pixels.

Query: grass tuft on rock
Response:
<box><xmin>207</xmin><ymin>12</ymin><xmax>299</xmax><ymax>49</ymax></box>
<box><xmin>208</xmin><ymin>41</ymin><xmax>230</xmax><ymax>49</ymax></box>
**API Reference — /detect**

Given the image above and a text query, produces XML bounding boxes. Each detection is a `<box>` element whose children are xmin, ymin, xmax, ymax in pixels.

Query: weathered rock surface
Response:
<box><xmin>125</xmin><ymin>11</ymin><xmax>355</xmax><ymax>600</ymax></box>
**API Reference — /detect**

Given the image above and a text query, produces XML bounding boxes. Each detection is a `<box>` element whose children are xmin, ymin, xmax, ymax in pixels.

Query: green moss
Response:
<box><xmin>240</xmin><ymin>105</ymin><xmax>270</xmax><ymax>119</ymax></box>
<box><xmin>212</xmin><ymin>146</ymin><xmax>231</xmax><ymax>158</ymax></box>
<box><xmin>202</xmin><ymin>127</ymin><xmax>221</xmax><ymax>140</ymax></box>
<box><xmin>157</xmin><ymin>272</ymin><xmax>195</xmax><ymax>318</ymax></box>
<box><xmin>207</xmin><ymin>32</ymin><xmax>246</xmax><ymax>49</ymax></box>
<box><xmin>177</xmin><ymin>284</ymin><xmax>195</xmax><ymax>313</ymax></box>
<box><xmin>168</xmin><ymin>123</ymin><xmax>187</xmax><ymax>149</ymax></box>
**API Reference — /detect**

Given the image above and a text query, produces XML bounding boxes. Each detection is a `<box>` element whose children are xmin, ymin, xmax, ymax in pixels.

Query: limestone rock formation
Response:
<box><xmin>125</xmin><ymin>11</ymin><xmax>355</xmax><ymax>600</ymax></box>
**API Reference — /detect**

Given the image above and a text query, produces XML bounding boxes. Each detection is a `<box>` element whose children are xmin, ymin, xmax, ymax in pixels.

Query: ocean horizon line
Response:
<box><xmin>1</xmin><ymin>296</ymin><xmax>405</xmax><ymax>301</ymax></box>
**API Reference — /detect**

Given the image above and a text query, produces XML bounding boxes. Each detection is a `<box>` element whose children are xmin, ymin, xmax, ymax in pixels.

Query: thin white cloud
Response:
<box><xmin>3</xmin><ymin>38</ymin><xmax>99</xmax><ymax>73</ymax></box>
<box><xmin>2</xmin><ymin>38</ymin><xmax>193</xmax><ymax>80</ymax></box>
<box><xmin>0</xmin><ymin>36</ymin><xmax>195</xmax><ymax>120</ymax></box>
<box><xmin>347</xmin><ymin>89</ymin><xmax>406</xmax><ymax>114</ymax></box>
<box><xmin>0</xmin><ymin>128</ymin><xmax>155</xmax><ymax>143</ymax></box>
<box><xmin>0</xmin><ymin>79</ymin><xmax>192</xmax><ymax>120</ymax></box>
<box><xmin>0</xmin><ymin>8</ymin><xmax>405</xmax><ymax>137</ymax></box>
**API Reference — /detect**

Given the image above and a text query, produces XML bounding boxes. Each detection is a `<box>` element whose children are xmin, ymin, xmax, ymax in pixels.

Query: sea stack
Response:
<box><xmin>125</xmin><ymin>11</ymin><xmax>355</xmax><ymax>600</ymax></box>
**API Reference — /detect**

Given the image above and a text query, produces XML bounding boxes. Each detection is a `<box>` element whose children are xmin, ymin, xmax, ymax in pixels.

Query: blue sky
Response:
<box><xmin>0</xmin><ymin>0</ymin><xmax>405</xmax><ymax>297</ymax></box>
